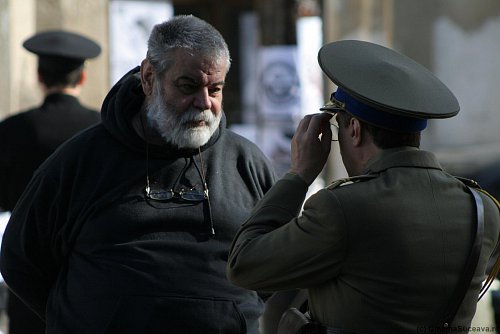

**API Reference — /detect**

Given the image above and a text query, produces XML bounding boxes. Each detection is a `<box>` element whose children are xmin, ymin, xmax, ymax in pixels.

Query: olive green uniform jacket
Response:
<box><xmin>227</xmin><ymin>147</ymin><xmax>500</xmax><ymax>333</ymax></box>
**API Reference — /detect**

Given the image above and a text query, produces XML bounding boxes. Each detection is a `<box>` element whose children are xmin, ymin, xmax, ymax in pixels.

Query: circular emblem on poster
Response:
<box><xmin>260</xmin><ymin>61</ymin><xmax>300</xmax><ymax>105</ymax></box>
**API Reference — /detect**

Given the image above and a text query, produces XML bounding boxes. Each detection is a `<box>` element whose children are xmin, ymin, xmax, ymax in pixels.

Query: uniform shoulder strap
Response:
<box><xmin>454</xmin><ymin>175</ymin><xmax>500</xmax><ymax>214</ymax></box>
<box><xmin>478</xmin><ymin>188</ymin><xmax>500</xmax><ymax>300</ymax></box>
<box><xmin>438</xmin><ymin>184</ymin><xmax>484</xmax><ymax>327</ymax></box>
<box><xmin>454</xmin><ymin>176</ymin><xmax>482</xmax><ymax>189</ymax></box>
<box><xmin>454</xmin><ymin>176</ymin><xmax>500</xmax><ymax>300</ymax></box>
<box><xmin>326</xmin><ymin>174</ymin><xmax>378</xmax><ymax>190</ymax></box>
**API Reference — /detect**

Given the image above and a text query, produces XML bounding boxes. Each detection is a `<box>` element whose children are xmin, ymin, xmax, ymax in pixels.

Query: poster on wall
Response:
<box><xmin>256</xmin><ymin>46</ymin><xmax>301</xmax><ymax>121</ymax></box>
<box><xmin>109</xmin><ymin>0</ymin><xmax>173</xmax><ymax>85</ymax></box>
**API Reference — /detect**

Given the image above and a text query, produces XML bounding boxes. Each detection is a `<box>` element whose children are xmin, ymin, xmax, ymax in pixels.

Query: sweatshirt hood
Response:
<box><xmin>100</xmin><ymin>66</ymin><xmax>225</xmax><ymax>156</ymax></box>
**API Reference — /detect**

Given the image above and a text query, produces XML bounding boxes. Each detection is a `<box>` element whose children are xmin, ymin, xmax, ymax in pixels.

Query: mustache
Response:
<box><xmin>179</xmin><ymin>109</ymin><xmax>216</xmax><ymax>126</ymax></box>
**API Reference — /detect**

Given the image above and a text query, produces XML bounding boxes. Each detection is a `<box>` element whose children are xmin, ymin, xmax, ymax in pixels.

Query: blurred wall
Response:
<box><xmin>0</xmin><ymin>0</ymin><xmax>38</xmax><ymax>119</ymax></box>
<box><xmin>394</xmin><ymin>0</ymin><xmax>500</xmax><ymax>175</ymax></box>
<box><xmin>322</xmin><ymin>0</ymin><xmax>500</xmax><ymax>177</ymax></box>
<box><xmin>0</xmin><ymin>0</ymin><xmax>109</xmax><ymax>119</ymax></box>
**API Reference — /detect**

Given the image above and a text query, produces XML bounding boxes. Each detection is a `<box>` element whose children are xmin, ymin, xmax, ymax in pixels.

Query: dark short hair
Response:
<box><xmin>38</xmin><ymin>56</ymin><xmax>84</xmax><ymax>88</ymax></box>
<box><xmin>337</xmin><ymin>111</ymin><xmax>421</xmax><ymax>148</ymax></box>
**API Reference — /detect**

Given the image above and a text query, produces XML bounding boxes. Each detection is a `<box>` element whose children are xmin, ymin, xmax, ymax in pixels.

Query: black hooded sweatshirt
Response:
<box><xmin>1</xmin><ymin>67</ymin><xmax>277</xmax><ymax>333</ymax></box>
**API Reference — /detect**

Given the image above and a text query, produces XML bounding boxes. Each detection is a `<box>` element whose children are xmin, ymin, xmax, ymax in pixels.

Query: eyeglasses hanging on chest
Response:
<box><xmin>144</xmin><ymin>146</ymin><xmax>209</xmax><ymax>203</ymax></box>
<box><xmin>140</xmin><ymin>114</ymin><xmax>215</xmax><ymax>236</ymax></box>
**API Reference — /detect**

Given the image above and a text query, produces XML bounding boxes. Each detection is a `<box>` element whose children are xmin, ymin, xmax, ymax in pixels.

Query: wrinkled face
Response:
<box><xmin>143</xmin><ymin>49</ymin><xmax>227</xmax><ymax>149</ymax></box>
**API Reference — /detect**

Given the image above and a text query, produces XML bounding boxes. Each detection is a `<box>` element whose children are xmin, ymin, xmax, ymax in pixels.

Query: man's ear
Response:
<box><xmin>350</xmin><ymin>118</ymin><xmax>363</xmax><ymax>147</ymax></box>
<box><xmin>77</xmin><ymin>69</ymin><xmax>87</xmax><ymax>86</ymax></box>
<box><xmin>140</xmin><ymin>58</ymin><xmax>155</xmax><ymax>96</ymax></box>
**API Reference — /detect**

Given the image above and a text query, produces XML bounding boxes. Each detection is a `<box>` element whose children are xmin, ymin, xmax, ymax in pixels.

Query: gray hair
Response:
<box><xmin>146</xmin><ymin>15</ymin><xmax>231</xmax><ymax>77</ymax></box>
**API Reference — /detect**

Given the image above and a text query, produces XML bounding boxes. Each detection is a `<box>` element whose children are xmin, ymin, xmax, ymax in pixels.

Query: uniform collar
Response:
<box><xmin>364</xmin><ymin>146</ymin><xmax>443</xmax><ymax>174</ymax></box>
<box><xmin>42</xmin><ymin>92</ymin><xmax>79</xmax><ymax>106</ymax></box>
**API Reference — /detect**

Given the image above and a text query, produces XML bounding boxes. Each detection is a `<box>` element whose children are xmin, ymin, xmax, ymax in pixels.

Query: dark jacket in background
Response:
<box><xmin>0</xmin><ymin>93</ymin><xmax>100</xmax><ymax>212</ymax></box>
<box><xmin>0</xmin><ymin>93</ymin><xmax>100</xmax><ymax>334</ymax></box>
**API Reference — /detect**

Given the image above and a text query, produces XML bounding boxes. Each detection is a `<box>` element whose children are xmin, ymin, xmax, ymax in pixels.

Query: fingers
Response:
<box><xmin>297</xmin><ymin>113</ymin><xmax>332</xmax><ymax>144</ymax></box>
<box><xmin>288</xmin><ymin>113</ymin><xmax>334</xmax><ymax>185</ymax></box>
<box><xmin>295</xmin><ymin>114</ymin><xmax>314</xmax><ymax>137</ymax></box>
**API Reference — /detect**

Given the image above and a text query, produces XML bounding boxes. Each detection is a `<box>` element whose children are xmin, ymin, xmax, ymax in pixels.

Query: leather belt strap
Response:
<box><xmin>438</xmin><ymin>186</ymin><xmax>484</xmax><ymax>328</ymax></box>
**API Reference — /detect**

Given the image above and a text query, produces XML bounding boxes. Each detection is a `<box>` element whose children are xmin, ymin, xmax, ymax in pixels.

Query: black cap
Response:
<box><xmin>23</xmin><ymin>30</ymin><xmax>101</xmax><ymax>73</ymax></box>
<box><xmin>318</xmin><ymin>40</ymin><xmax>459</xmax><ymax>132</ymax></box>
<box><xmin>23</xmin><ymin>30</ymin><xmax>101</xmax><ymax>59</ymax></box>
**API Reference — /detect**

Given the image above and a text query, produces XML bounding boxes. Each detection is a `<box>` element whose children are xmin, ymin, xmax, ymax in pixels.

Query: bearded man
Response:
<box><xmin>0</xmin><ymin>15</ymin><xmax>276</xmax><ymax>334</ymax></box>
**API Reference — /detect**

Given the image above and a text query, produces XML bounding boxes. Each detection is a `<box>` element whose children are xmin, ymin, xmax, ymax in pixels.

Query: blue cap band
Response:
<box><xmin>334</xmin><ymin>88</ymin><xmax>427</xmax><ymax>132</ymax></box>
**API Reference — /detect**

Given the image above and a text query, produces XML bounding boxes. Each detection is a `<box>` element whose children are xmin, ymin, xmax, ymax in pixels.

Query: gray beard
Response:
<box><xmin>145</xmin><ymin>84</ymin><xmax>222</xmax><ymax>149</ymax></box>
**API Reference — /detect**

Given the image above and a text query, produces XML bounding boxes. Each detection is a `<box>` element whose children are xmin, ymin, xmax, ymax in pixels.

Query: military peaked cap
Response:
<box><xmin>318</xmin><ymin>40</ymin><xmax>460</xmax><ymax>132</ymax></box>
<box><xmin>23</xmin><ymin>30</ymin><xmax>101</xmax><ymax>73</ymax></box>
<box><xmin>23</xmin><ymin>30</ymin><xmax>101</xmax><ymax>60</ymax></box>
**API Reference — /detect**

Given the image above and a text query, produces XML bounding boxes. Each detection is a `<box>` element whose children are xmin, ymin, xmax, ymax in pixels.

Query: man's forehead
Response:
<box><xmin>169</xmin><ymin>49</ymin><xmax>228</xmax><ymax>78</ymax></box>
<box><xmin>169</xmin><ymin>64</ymin><xmax>226</xmax><ymax>85</ymax></box>
<box><xmin>171</xmin><ymin>71</ymin><xmax>226</xmax><ymax>87</ymax></box>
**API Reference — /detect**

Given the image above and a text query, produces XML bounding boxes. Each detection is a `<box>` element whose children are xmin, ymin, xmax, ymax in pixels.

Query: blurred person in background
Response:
<box><xmin>0</xmin><ymin>15</ymin><xmax>276</xmax><ymax>333</ymax></box>
<box><xmin>227</xmin><ymin>40</ymin><xmax>500</xmax><ymax>333</ymax></box>
<box><xmin>0</xmin><ymin>30</ymin><xmax>101</xmax><ymax>334</ymax></box>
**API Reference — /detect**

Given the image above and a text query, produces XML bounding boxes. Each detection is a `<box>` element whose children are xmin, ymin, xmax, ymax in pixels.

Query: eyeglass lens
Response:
<box><xmin>146</xmin><ymin>188</ymin><xmax>207</xmax><ymax>202</ymax></box>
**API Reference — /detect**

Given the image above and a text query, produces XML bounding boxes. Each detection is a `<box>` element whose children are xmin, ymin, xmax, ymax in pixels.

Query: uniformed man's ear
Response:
<box><xmin>351</xmin><ymin>118</ymin><xmax>363</xmax><ymax>147</ymax></box>
<box><xmin>77</xmin><ymin>70</ymin><xmax>87</xmax><ymax>86</ymax></box>
<box><xmin>140</xmin><ymin>58</ymin><xmax>155</xmax><ymax>96</ymax></box>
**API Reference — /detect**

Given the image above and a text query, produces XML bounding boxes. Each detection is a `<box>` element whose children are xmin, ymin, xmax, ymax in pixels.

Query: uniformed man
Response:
<box><xmin>0</xmin><ymin>30</ymin><xmax>101</xmax><ymax>334</ymax></box>
<box><xmin>227</xmin><ymin>40</ymin><xmax>500</xmax><ymax>333</ymax></box>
